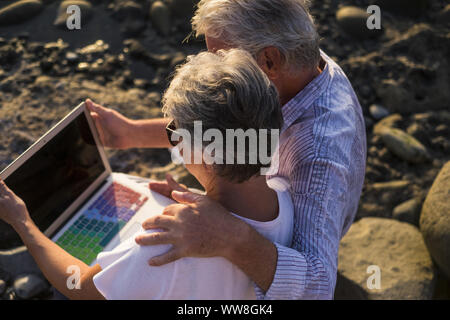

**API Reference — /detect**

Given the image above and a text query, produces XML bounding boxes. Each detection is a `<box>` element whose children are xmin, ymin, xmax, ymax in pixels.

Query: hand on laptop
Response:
<box><xmin>0</xmin><ymin>179</ymin><xmax>31</xmax><ymax>229</ymax></box>
<box><xmin>148</xmin><ymin>173</ymin><xmax>189</xmax><ymax>199</ymax></box>
<box><xmin>85</xmin><ymin>99</ymin><xmax>135</xmax><ymax>149</ymax></box>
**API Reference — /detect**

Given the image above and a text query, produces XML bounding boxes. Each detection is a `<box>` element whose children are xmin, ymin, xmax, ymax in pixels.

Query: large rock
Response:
<box><xmin>13</xmin><ymin>274</ymin><xmax>50</xmax><ymax>299</ymax></box>
<box><xmin>54</xmin><ymin>0</ymin><xmax>92</xmax><ymax>28</ymax></box>
<box><xmin>0</xmin><ymin>0</ymin><xmax>43</xmax><ymax>26</ymax></box>
<box><xmin>377</xmin><ymin>126</ymin><xmax>430</xmax><ymax>163</ymax></box>
<box><xmin>420</xmin><ymin>162</ymin><xmax>450</xmax><ymax>279</ymax></box>
<box><xmin>336</xmin><ymin>217</ymin><xmax>436</xmax><ymax>299</ymax></box>
<box><xmin>336</xmin><ymin>6</ymin><xmax>382</xmax><ymax>39</ymax></box>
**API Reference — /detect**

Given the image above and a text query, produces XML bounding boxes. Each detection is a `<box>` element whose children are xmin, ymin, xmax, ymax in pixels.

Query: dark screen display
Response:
<box><xmin>4</xmin><ymin>113</ymin><xmax>106</xmax><ymax>233</ymax></box>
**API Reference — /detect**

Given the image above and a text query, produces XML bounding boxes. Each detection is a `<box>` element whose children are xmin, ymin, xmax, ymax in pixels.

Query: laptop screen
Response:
<box><xmin>4</xmin><ymin>112</ymin><xmax>106</xmax><ymax>233</ymax></box>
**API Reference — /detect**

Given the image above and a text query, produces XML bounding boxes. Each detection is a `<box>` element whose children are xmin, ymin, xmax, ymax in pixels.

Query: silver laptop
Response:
<box><xmin>0</xmin><ymin>102</ymin><xmax>174</xmax><ymax>265</ymax></box>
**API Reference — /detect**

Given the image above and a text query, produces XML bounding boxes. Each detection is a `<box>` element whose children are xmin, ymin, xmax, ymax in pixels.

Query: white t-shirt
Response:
<box><xmin>93</xmin><ymin>183</ymin><xmax>294</xmax><ymax>300</ymax></box>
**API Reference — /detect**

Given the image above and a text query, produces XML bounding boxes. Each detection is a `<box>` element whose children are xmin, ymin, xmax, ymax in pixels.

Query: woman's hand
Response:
<box><xmin>85</xmin><ymin>99</ymin><xmax>135</xmax><ymax>149</ymax></box>
<box><xmin>0</xmin><ymin>179</ymin><xmax>31</xmax><ymax>228</ymax></box>
<box><xmin>148</xmin><ymin>173</ymin><xmax>189</xmax><ymax>200</ymax></box>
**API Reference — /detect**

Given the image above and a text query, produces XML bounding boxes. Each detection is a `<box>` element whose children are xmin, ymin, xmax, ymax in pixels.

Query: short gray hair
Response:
<box><xmin>192</xmin><ymin>0</ymin><xmax>320</xmax><ymax>71</ymax></box>
<box><xmin>162</xmin><ymin>49</ymin><xmax>282</xmax><ymax>183</ymax></box>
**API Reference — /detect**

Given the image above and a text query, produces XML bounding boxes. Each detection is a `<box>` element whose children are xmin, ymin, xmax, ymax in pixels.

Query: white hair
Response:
<box><xmin>192</xmin><ymin>0</ymin><xmax>320</xmax><ymax>71</ymax></box>
<box><xmin>162</xmin><ymin>49</ymin><xmax>282</xmax><ymax>182</ymax></box>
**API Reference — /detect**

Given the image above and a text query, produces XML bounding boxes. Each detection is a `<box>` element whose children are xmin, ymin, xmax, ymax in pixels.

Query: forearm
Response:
<box><xmin>129</xmin><ymin>118</ymin><xmax>171</xmax><ymax>149</ymax></box>
<box><xmin>13</xmin><ymin>219</ymin><xmax>104</xmax><ymax>300</ymax></box>
<box><xmin>224</xmin><ymin>221</ymin><xmax>278</xmax><ymax>292</ymax></box>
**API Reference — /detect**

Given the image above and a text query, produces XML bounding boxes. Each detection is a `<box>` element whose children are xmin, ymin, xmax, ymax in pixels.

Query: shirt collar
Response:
<box><xmin>281</xmin><ymin>50</ymin><xmax>333</xmax><ymax>132</ymax></box>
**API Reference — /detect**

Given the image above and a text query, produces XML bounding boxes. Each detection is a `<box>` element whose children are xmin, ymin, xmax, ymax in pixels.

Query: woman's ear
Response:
<box><xmin>256</xmin><ymin>47</ymin><xmax>283</xmax><ymax>80</ymax></box>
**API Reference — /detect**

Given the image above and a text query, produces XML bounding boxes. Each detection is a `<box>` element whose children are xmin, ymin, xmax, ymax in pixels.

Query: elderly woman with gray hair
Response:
<box><xmin>0</xmin><ymin>49</ymin><xmax>294</xmax><ymax>299</ymax></box>
<box><xmin>85</xmin><ymin>0</ymin><xmax>366</xmax><ymax>300</ymax></box>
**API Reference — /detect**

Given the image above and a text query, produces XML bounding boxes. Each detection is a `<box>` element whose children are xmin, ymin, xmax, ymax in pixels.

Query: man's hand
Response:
<box><xmin>136</xmin><ymin>189</ymin><xmax>248</xmax><ymax>265</ymax></box>
<box><xmin>85</xmin><ymin>99</ymin><xmax>135</xmax><ymax>149</ymax></box>
<box><xmin>138</xmin><ymin>175</ymin><xmax>278</xmax><ymax>291</ymax></box>
<box><xmin>0</xmin><ymin>179</ymin><xmax>31</xmax><ymax>228</ymax></box>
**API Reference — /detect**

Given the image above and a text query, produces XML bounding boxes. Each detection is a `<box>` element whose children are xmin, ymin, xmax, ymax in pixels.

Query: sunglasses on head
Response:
<box><xmin>166</xmin><ymin>119</ymin><xmax>181</xmax><ymax>147</ymax></box>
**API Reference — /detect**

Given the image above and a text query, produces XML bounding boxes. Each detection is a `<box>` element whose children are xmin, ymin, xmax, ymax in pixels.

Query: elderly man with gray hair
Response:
<box><xmin>85</xmin><ymin>0</ymin><xmax>366</xmax><ymax>299</ymax></box>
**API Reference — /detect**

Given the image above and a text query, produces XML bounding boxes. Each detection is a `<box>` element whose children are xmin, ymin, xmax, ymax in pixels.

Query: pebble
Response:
<box><xmin>0</xmin><ymin>0</ymin><xmax>43</xmax><ymax>26</ymax></box>
<box><xmin>392</xmin><ymin>198</ymin><xmax>421</xmax><ymax>226</ymax></box>
<box><xmin>65</xmin><ymin>51</ymin><xmax>79</xmax><ymax>62</ymax></box>
<box><xmin>13</xmin><ymin>274</ymin><xmax>49</xmax><ymax>299</ymax></box>
<box><xmin>437</xmin><ymin>4</ymin><xmax>450</xmax><ymax>25</ymax></box>
<box><xmin>373</xmin><ymin>113</ymin><xmax>403</xmax><ymax>135</ymax></box>
<box><xmin>150</xmin><ymin>1</ymin><xmax>171</xmax><ymax>36</ymax></box>
<box><xmin>79</xmin><ymin>40</ymin><xmax>109</xmax><ymax>56</ymax></box>
<box><xmin>336</xmin><ymin>6</ymin><xmax>382</xmax><ymax>39</ymax></box>
<box><xmin>77</xmin><ymin>62</ymin><xmax>90</xmax><ymax>72</ymax></box>
<box><xmin>378</xmin><ymin>127</ymin><xmax>430</xmax><ymax>163</ymax></box>
<box><xmin>372</xmin><ymin>180</ymin><xmax>409</xmax><ymax>191</ymax></box>
<box><xmin>369</xmin><ymin>104</ymin><xmax>390</xmax><ymax>120</ymax></box>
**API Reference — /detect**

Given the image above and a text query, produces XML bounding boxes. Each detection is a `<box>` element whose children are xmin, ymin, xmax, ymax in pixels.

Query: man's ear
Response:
<box><xmin>256</xmin><ymin>47</ymin><xmax>283</xmax><ymax>80</ymax></box>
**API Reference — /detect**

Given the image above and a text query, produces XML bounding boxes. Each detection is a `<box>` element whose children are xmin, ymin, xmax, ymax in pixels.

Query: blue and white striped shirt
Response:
<box><xmin>256</xmin><ymin>51</ymin><xmax>367</xmax><ymax>299</ymax></box>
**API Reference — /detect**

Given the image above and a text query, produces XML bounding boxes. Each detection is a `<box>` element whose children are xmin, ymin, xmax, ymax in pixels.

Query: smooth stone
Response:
<box><xmin>150</xmin><ymin>1</ymin><xmax>171</xmax><ymax>36</ymax></box>
<box><xmin>369</xmin><ymin>104</ymin><xmax>390</xmax><ymax>120</ymax></box>
<box><xmin>336</xmin><ymin>217</ymin><xmax>436</xmax><ymax>300</ymax></box>
<box><xmin>65</xmin><ymin>51</ymin><xmax>79</xmax><ymax>62</ymax></box>
<box><xmin>372</xmin><ymin>180</ymin><xmax>409</xmax><ymax>191</ymax></box>
<box><xmin>0</xmin><ymin>0</ymin><xmax>43</xmax><ymax>26</ymax></box>
<box><xmin>13</xmin><ymin>274</ymin><xmax>49</xmax><ymax>299</ymax></box>
<box><xmin>378</xmin><ymin>127</ymin><xmax>430</xmax><ymax>163</ymax></box>
<box><xmin>392</xmin><ymin>198</ymin><xmax>422</xmax><ymax>226</ymax></box>
<box><xmin>78</xmin><ymin>40</ymin><xmax>109</xmax><ymax>56</ymax></box>
<box><xmin>437</xmin><ymin>4</ymin><xmax>450</xmax><ymax>25</ymax></box>
<box><xmin>336</xmin><ymin>6</ymin><xmax>382</xmax><ymax>39</ymax></box>
<box><xmin>420</xmin><ymin>161</ymin><xmax>450</xmax><ymax>279</ymax></box>
<box><xmin>373</xmin><ymin>113</ymin><xmax>403</xmax><ymax>135</ymax></box>
<box><xmin>54</xmin><ymin>0</ymin><xmax>92</xmax><ymax>28</ymax></box>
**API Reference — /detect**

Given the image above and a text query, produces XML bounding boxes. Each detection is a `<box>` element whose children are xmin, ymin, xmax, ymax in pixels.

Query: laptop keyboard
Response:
<box><xmin>55</xmin><ymin>182</ymin><xmax>148</xmax><ymax>264</ymax></box>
